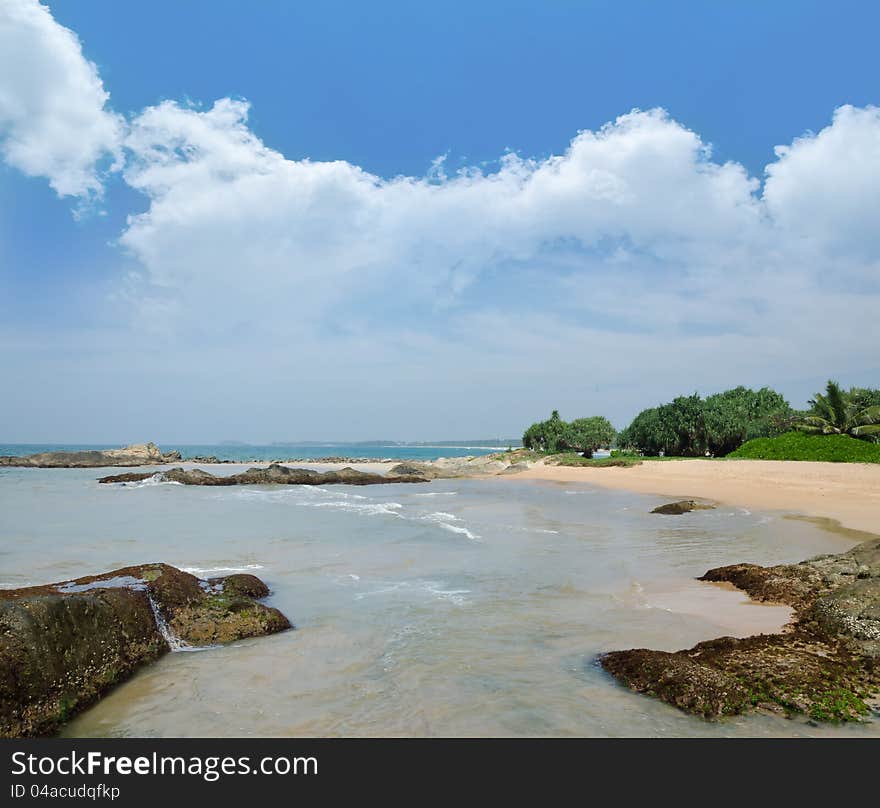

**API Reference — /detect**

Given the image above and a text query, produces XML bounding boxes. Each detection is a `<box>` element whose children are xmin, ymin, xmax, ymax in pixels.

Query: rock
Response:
<box><xmin>601</xmin><ymin>537</ymin><xmax>880</xmax><ymax>722</ymax></box>
<box><xmin>98</xmin><ymin>463</ymin><xmax>429</xmax><ymax>486</ymax></box>
<box><xmin>0</xmin><ymin>442</ymin><xmax>181</xmax><ymax>468</ymax></box>
<box><xmin>0</xmin><ymin>564</ymin><xmax>291</xmax><ymax>737</ymax></box>
<box><xmin>651</xmin><ymin>500</ymin><xmax>716</xmax><ymax>515</ymax></box>
<box><xmin>388</xmin><ymin>454</ymin><xmax>522</xmax><ymax>479</ymax></box>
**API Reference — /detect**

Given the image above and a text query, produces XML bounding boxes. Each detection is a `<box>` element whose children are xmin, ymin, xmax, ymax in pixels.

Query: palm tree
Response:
<box><xmin>797</xmin><ymin>380</ymin><xmax>880</xmax><ymax>440</ymax></box>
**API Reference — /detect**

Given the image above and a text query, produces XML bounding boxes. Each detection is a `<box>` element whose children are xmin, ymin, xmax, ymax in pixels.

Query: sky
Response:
<box><xmin>1</xmin><ymin>0</ymin><xmax>879</xmax><ymax>443</ymax></box>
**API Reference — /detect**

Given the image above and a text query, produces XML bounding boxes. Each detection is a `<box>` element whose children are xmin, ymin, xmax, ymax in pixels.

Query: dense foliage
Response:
<box><xmin>728</xmin><ymin>432</ymin><xmax>880</xmax><ymax>463</ymax></box>
<box><xmin>797</xmin><ymin>381</ymin><xmax>880</xmax><ymax>442</ymax></box>
<box><xmin>616</xmin><ymin>386</ymin><xmax>792</xmax><ymax>457</ymax></box>
<box><xmin>522</xmin><ymin>411</ymin><xmax>616</xmax><ymax>457</ymax></box>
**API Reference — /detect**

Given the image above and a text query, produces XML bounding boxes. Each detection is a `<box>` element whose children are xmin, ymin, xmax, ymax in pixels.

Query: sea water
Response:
<box><xmin>0</xmin><ymin>443</ymin><xmax>506</xmax><ymax>462</ymax></box>
<box><xmin>0</xmin><ymin>463</ymin><xmax>877</xmax><ymax>738</ymax></box>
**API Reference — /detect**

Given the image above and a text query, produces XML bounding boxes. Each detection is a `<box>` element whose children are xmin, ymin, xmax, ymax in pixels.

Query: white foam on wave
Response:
<box><xmin>181</xmin><ymin>564</ymin><xmax>265</xmax><ymax>575</ymax></box>
<box><xmin>115</xmin><ymin>473</ymin><xmax>183</xmax><ymax>488</ymax></box>
<box><xmin>435</xmin><ymin>522</ymin><xmax>481</xmax><ymax>540</ymax></box>
<box><xmin>418</xmin><ymin>510</ymin><xmax>481</xmax><ymax>540</ymax></box>
<box><xmin>299</xmin><ymin>500</ymin><xmax>404</xmax><ymax>517</ymax></box>
<box><xmin>424</xmin><ymin>511</ymin><xmax>460</xmax><ymax>521</ymax></box>
<box><xmin>412</xmin><ymin>491</ymin><xmax>457</xmax><ymax>497</ymax></box>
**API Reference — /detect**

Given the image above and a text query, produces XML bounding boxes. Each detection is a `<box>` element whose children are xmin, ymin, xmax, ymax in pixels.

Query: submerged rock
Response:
<box><xmin>98</xmin><ymin>463</ymin><xmax>429</xmax><ymax>486</ymax></box>
<box><xmin>601</xmin><ymin>537</ymin><xmax>880</xmax><ymax>722</ymax></box>
<box><xmin>0</xmin><ymin>564</ymin><xmax>291</xmax><ymax>737</ymax></box>
<box><xmin>0</xmin><ymin>442</ymin><xmax>181</xmax><ymax>468</ymax></box>
<box><xmin>651</xmin><ymin>500</ymin><xmax>716</xmax><ymax>515</ymax></box>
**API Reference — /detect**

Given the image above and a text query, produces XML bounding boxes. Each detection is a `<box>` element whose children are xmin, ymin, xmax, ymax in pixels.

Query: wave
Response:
<box><xmin>181</xmin><ymin>564</ymin><xmax>265</xmax><ymax>575</ymax></box>
<box><xmin>299</xmin><ymin>500</ymin><xmax>404</xmax><ymax>517</ymax></box>
<box><xmin>435</xmin><ymin>522</ymin><xmax>481</xmax><ymax>540</ymax></box>
<box><xmin>354</xmin><ymin>579</ymin><xmax>470</xmax><ymax>605</ymax></box>
<box><xmin>113</xmin><ymin>473</ymin><xmax>183</xmax><ymax>488</ymax></box>
<box><xmin>418</xmin><ymin>510</ymin><xmax>481</xmax><ymax>540</ymax></box>
<box><xmin>412</xmin><ymin>491</ymin><xmax>457</xmax><ymax>497</ymax></box>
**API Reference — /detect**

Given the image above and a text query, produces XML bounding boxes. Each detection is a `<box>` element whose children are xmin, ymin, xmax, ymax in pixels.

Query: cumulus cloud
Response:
<box><xmin>1</xmin><ymin>0</ymin><xmax>878</xmax><ymax>440</ymax></box>
<box><xmin>117</xmin><ymin>100</ymin><xmax>766</xmax><ymax>331</ymax></box>
<box><xmin>765</xmin><ymin>104</ymin><xmax>880</xmax><ymax>257</ymax></box>
<box><xmin>0</xmin><ymin>0</ymin><xmax>122</xmax><ymax>198</ymax></box>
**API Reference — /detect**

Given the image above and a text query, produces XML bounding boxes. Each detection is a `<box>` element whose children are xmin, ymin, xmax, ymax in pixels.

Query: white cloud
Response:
<box><xmin>0</xmin><ymin>0</ymin><xmax>122</xmax><ymax>198</ymax></box>
<box><xmin>1</xmin><ymin>0</ymin><xmax>879</xmax><ymax>440</ymax></box>
<box><xmin>764</xmin><ymin>104</ymin><xmax>880</xmax><ymax>257</ymax></box>
<box><xmin>117</xmin><ymin>101</ymin><xmax>766</xmax><ymax>332</ymax></box>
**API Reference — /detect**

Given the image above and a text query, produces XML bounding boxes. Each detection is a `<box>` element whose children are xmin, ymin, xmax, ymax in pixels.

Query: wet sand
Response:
<box><xmin>513</xmin><ymin>459</ymin><xmax>880</xmax><ymax>535</ymax></box>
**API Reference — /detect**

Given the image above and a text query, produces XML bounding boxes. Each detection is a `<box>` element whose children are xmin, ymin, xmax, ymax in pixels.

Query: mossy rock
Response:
<box><xmin>602</xmin><ymin>537</ymin><xmax>880</xmax><ymax>723</ymax></box>
<box><xmin>0</xmin><ymin>564</ymin><xmax>292</xmax><ymax>737</ymax></box>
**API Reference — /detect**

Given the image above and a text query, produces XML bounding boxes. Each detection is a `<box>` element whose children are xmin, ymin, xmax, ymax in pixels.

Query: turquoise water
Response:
<box><xmin>1</xmin><ymin>463</ymin><xmax>877</xmax><ymax>737</ymax></box>
<box><xmin>0</xmin><ymin>443</ymin><xmax>509</xmax><ymax>462</ymax></box>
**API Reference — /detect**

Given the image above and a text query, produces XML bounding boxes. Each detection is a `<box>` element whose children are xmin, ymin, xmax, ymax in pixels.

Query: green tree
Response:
<box><xmin>703</xmin><ymin>386</ymin><xmax>792</xmax><ymax>456</ymax></box>
<box><xmin>559</xmin><ymin>416</ymin><xmax>616</xmax><ymax>458</ymax></box>
<box><xmin>617</xmin><ymin>406</ymin><xmax>671</xmax><ymax>455</ymax></box>
<box><xmin>798</xmin><ymin>380</ymin><xmax>880</xmax><ymax>441</ymax></box>
<box><xmin>522</xmin><ymin>410</ymin><xmax>568</xmax><ymax>453</ymax></box>
<box><xmin>618</xmin><ymin>386</ymin><xmax>792</xmax><ymax>456</ymax></box>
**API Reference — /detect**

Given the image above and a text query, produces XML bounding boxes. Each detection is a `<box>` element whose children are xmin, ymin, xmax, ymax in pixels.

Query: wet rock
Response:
<box><xmin>0</xmin><ymin>564</ymin><xmax>291</xmax><ymax>737</ymax></box>
<box><xmin>98</xmin><ymin>463</ymin><xmax>428</xmax><ymax>486</ymax></box>
<box><xmin>0</xmin><ymin>442</ymin><xmax>181</xmax><ymax>468</ymax></box>
<box><xmin>651</xmin><ymin>500</ymin><xmax>716</xmax><ymax>515</ymax></box>
<box><xmin>601</xmin><ymin>537</ymin><xmax>880</xmax><ymax>722</ymax></box>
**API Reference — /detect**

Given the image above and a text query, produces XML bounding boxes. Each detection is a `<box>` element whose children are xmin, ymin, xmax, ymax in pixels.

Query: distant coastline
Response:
<box><xmin>0</xmin><ymin>441</ymin><xmax>516</xmax><ymax>464</ymax></box>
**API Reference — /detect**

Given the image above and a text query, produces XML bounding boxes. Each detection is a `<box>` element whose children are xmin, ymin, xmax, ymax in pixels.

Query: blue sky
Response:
<box><xmin>1</xmin><ymin>1</ymin><xmax>879</xmax><ymax>442</ymax></box>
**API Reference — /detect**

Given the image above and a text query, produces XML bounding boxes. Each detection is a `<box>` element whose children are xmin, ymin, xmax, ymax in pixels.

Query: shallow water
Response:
<box><xmin>1</xmin><ymin>465</ymin><xmax>877</xmax><ymax>737</ymax></box>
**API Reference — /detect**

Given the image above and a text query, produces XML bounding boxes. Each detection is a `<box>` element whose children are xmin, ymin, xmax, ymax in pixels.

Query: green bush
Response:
<box><xmin>549</xmin><ymin>453</ymin><xmax>642</xmax><ymax>467</ymax></box>
<box><xmin>617</xmin><ymin>386</ymin><xmax>792</xmax><ymax>457</ymax></box>
<box><xmin>728</xmin><ymin>432</ymin><xmax>880</xmax><ymax>463</ymax></box>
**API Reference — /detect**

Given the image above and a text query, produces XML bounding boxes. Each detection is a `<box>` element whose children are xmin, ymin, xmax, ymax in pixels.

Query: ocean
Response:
<box><xmin>1</xmin><ymin>462</ymin><xmax>876</xmax><ymax>737</ymax></box>
<box><xmin>0</xmin><ymin>443</ymin><xmax>509</xmax><ymax>462</ymax></box>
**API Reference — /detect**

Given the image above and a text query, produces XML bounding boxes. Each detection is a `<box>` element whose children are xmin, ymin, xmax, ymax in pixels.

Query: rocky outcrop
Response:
<box><xmin>601</xmin><ymin>538</ymin><xmax>880</xmax><ymax>722</ymax></box>
<box><xmin>389</xmin><ymin>452</ymin><xmax>530</xmax><ymax>479</ymax></box>
<box><xmin>0</xmin><ymin>564</ymin><xmax>291</xmax><ymax>737</ymax></box>
<box><xmin>98</xmin><ymin>463</ymin><xmax>429</xmax><ymax>486</ymax></box>
<box><xmin>0</xmin><ymin>442</ymin><xmax>181</xmax><ymax>468</ymax></box>
<box><xmin>651</xmin><ymin>500</ymin><xmax>716</xmax><ymax>515</ymax></box>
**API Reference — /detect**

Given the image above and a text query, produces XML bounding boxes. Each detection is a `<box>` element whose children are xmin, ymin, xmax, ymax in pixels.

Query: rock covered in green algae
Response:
<box><xmin>601</xmin><ymin>538</ymin><xmax>880</xmax><ymax>722</ymax></box>
<box><xmin>98</xmin><ymin>463</ymin><xmax>428</xmax><ymax>486</ymax></box>
<box><xmin>0</xmin><ymin>564</ymin><xmax>291</xmax><ymax>737</ymax></box>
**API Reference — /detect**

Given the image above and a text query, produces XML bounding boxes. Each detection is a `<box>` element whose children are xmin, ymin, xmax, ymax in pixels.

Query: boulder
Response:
<box><xmin>601</xmin><ymin>537</ymin><xmax>880</xmax><ymax>722</ymax></box>
<box><xmin>651</xmin><ymin>500</ymin><xmax>716</xmax><ymax>515</ymax></box>
<box><xmin>0</xmin><ymin>442</ymin><xmax>181</xmax><ymax>468</ymax></box>
<box><xmin>98</xmin><ymin>463</ymin><xmax>429</xmax><ymax>486</ymax></box>
<box><xmin>0</xmin><ymin>564</ymin><xmax>291</xmax><ymax>737</ymax></box>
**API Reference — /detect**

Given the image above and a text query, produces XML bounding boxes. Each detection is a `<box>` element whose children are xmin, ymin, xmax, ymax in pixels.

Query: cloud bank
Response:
<box><xmin>0</xmin><ymin>1</ymin><xmax>878</xmax><ymax>441</ymax></box>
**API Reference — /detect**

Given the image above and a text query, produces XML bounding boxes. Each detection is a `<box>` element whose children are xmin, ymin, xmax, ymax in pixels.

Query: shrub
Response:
<box><xmin>728</xmin><ymin>432</ymin><xmax>880</xmax><ymax>463</ymax></box>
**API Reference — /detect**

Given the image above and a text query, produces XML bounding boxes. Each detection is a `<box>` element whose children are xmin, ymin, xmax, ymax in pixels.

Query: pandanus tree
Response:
<box><xmin>798</xmin><ymin>380</ymin><xmax>880</xmax><ymax>441</ymax></box>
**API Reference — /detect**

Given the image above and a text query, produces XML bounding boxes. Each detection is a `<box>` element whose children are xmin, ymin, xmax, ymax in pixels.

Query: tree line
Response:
<box><xmin>523</xmin><ymin>382</ymin><xmax>880</xmax><ymax>458</ymax></box>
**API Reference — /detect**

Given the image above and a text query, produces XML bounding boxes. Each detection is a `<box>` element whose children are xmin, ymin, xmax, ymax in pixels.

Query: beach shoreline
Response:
<box><xmin>152</xmin><ymin>456</ymin><xmax>880</xmax><ymax>536</ymax></box>
<box><xmin>508</xmin><ymin>459</ymin><xmax>880</xmax><ymax>536</ymax></box>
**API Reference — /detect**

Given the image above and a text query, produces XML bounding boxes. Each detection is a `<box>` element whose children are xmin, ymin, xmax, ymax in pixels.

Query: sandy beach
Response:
<box><xmin>514</xmin><ymin>459</ymin><xmax>880</xmax><ymax>535</ymax></box>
